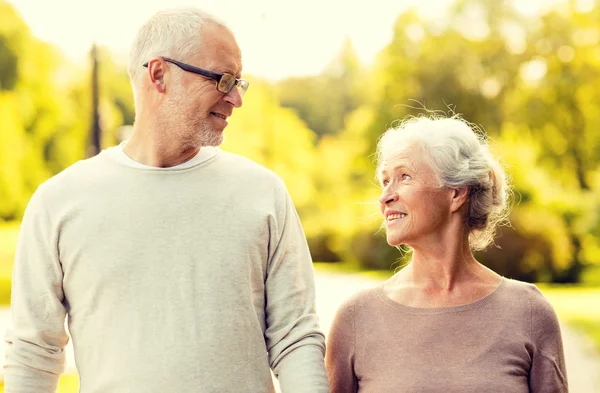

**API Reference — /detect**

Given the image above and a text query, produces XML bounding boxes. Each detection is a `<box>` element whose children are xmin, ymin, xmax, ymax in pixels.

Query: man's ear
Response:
<box><xmin>147</xmin><ymin>58</ymin><xmax>167</xmax><ymax>93</ymax></box>
<box><xmin>450</xmin><ymin>187</ymin><xmax>469</xmax><ymax>213</ymax></box>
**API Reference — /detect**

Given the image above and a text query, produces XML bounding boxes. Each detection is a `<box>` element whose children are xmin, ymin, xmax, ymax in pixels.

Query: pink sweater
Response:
<box><xmin>326</xmin><ymin>277</ymin><xmax>567</xmax><ymax>393</ymax></box>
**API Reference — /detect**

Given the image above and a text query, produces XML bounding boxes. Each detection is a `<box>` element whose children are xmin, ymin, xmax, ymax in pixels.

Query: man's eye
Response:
<box><xmin>382</xmin><ymin>179</ymin><xmax>389</xmax><ymax>186</ymax></box>
<box><xmin>402</xmin><ymin>174</ymin><xmax>411</xmax><ymax>181</ymax></box>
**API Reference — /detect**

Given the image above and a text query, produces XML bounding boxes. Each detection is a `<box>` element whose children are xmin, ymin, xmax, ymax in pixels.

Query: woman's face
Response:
<box><xmin>378</xmin><ymin>148</ymin><xmax>455</xmax><ymax>248</ymax></box>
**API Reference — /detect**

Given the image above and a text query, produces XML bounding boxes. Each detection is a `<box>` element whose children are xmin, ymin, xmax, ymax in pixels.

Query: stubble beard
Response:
<box><xmin>161</xmin><ymin>97</ymin><xmax>225</xmax><ymax>148</ymax></box>
<box><xmin>174</xmin><ymin>118</ymin><xmax>223</xmax><ymax>149</ymax></box>
<box><xmin>196</xmin><ymin>119</ymin><xmax>224</xmax><ymax>147</ymax></box>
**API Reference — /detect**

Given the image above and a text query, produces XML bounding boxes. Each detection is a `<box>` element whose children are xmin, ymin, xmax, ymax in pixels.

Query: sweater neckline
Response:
<box><xmin>98</xmin><ymin>146</ymin><xmax>221</xmax><ymax>172</ymax></box>
<box><xmin>375</xmin><ymin>276</ymin><xmax>506</xmax><ymax>315</ymax></box>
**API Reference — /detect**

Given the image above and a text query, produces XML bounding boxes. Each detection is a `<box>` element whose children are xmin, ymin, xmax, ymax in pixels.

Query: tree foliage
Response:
<box><xmin>1</xmin><ymin>0</ymin><xmax>599</xmax><ymax>282</ymax></box>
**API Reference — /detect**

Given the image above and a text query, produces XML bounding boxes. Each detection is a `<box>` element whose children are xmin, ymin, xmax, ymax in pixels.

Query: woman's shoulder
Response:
<box><xmin>334</xmin><ymin>285</ymin><xmax>385</xmax><ymax>317</ymax></box>
<box><xmin>501</xmin><ymin>278</ymin><xmax>558</xmax><ymax>319</ymax></box>
<box><xmin>502</xmin><ymin>278</ymin><xmax>551</xmax><ymax>302</ymax></box>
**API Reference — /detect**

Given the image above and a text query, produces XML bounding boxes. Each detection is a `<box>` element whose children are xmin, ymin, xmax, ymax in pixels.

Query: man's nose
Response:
<box><xmin>225</xmin><ymin>86</ymin><xmax>243</xmax><ymax>108</ymax></box>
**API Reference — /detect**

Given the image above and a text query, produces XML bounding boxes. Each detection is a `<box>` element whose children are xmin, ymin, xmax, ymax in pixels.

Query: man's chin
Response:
<box><xmin>200</xmin><ymin>129</ymin><xmax>225</xmax><ymax>147</ymax></box>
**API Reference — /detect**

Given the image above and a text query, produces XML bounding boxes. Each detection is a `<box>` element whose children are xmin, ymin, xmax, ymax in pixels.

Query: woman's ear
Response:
<box><xmin>450</xmin><ymin>187</ymin><xmax>469</xmax><ymax>213</ymax></box>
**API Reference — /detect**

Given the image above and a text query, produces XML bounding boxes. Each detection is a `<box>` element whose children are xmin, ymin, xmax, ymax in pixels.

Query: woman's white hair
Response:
<box><xmin>128</xmin><ymin>8</ymin><xmax>229</xmax><ymax>88</ymax></box>
<box><xmin>376</xmin><ymin>114</ymin><xmax>511</xmax><ymax>251</ymax></box>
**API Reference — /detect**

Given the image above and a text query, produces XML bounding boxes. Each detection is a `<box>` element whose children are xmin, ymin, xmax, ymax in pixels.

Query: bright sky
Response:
<box><xmin>8</xmin><ymin>0</ymin><xmax>572</xmax><ymax>81</ymax></box>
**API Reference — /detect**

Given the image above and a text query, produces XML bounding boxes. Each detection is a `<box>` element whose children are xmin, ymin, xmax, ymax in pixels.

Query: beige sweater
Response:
<box><xmin>5</xmin><ymin>148</ymin><xmax>329</xmax><ymax>393</ymax></box>
<box><xmin>326</xmin><ymin>277</ymin><xmax>567</xmax><ymax>393</ymax></box>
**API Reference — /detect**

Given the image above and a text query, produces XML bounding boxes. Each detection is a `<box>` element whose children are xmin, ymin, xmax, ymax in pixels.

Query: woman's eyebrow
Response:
<box><xmin>392</xmin><ymin>164</ymin><xmax>412</xmax><ymax>173</ymax></box>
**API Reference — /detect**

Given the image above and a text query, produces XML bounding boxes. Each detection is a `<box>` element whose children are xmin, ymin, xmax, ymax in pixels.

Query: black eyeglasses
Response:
<box><xmin>143</xmin><ymin>57</ymin><xmax>249</xmax><ymax>97</ymax></box>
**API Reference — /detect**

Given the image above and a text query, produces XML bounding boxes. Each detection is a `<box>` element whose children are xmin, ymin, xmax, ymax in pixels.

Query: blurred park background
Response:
<box><xmin>1</xmin><ymin>0</ymin><xmax>600</xmax><ymax>390</ymax></box>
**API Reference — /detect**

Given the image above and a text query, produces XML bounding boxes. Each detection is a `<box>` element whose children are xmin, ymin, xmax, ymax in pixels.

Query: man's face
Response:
<box><xmin>164</xmin><ymin>23</ymin><xmax>244</xmax><ymax>147</ymax></box>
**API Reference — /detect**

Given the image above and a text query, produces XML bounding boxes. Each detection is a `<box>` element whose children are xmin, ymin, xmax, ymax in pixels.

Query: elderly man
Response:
<box><xmin>4</xmin><ymin>8</ymin><xmax>329</xmax><ymax>393</ymax></box>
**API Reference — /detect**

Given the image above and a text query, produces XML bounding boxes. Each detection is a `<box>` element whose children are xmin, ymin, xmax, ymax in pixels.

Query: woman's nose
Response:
<box><xmin>379</xmin><ymin>190</ymin><xmax>398</xmax><ymax>205</ymax></box>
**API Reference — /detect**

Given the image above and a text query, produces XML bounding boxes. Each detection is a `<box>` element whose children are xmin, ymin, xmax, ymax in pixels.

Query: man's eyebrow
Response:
<box><xmin>222</xmin><ymin>69</ymin><xmax>241</xmax><ymax>76</ymax></box>
<box><xmin>216</xmin><ymin>65</ymin><xmax>242</xmax><ymax>77</ymax></box>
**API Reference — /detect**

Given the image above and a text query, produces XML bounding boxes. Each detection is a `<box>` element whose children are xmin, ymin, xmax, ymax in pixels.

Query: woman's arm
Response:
<box><xmin>326</xmin><ymin>299</ymin><xmax>359</xmax><ymax>393</ymax></box>
<box><xmin>528</xmin><ymin>286</ymin><xmax>568</xmax><ymax>393</ymax></box>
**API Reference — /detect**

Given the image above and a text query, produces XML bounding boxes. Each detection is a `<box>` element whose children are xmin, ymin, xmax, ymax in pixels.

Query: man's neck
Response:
<box><xmin>124</xmin><ymin>120</ymin><xmax>200</xmax><ymax>168</ymax></box>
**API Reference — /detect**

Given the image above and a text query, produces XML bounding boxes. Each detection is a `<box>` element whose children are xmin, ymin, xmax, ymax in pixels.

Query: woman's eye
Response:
<box><xmin>402</xmin><ymin>174</ymin><xmax>411</xmax><ymax>181</ymax></box>
<box><xmin>382</xmin><ymin>179</ymin><xmax>390</xmax><ymax>186</ymax></box>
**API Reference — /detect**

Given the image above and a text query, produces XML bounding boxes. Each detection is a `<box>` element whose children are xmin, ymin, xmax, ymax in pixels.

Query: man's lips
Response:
<box><xmin>211</xmin><ymin>112</ymin><xmax>227</xmax><ymax>120</ymax></box>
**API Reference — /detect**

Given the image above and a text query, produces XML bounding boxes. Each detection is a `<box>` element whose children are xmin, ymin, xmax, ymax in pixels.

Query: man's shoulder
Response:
<box><xmin>37</xmin><ymin>154</ymin><xmax>109</xmax><ymax>195</ymax></box>
<box><xmin>218</xmin><ymin>150</ymin><xmax>284</xmax><ymax>183</ymax></box>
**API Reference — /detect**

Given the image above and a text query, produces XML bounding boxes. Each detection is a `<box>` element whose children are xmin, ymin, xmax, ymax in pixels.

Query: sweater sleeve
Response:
<box><xmin>325</xmin><ymin>298</ymin><xmax>358</xmax><ymax>393</ymax></box>
<box><xmin>264</xmin><ymin>186</ymin><xmax>329</xmax><ymax>393</ymax></box>
<box><xmin>528</xmin><ymin>286</ymin><xmax>568</xmax><ymax>393</ymax></box>
<box><xmin>3</xmin><ymin>187</ymin><xmax>69</xmax><ymax>393</ymax></box>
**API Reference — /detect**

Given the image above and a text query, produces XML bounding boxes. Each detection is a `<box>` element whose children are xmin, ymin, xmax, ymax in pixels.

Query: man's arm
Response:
<box><xmin>4</xmin><ymin>187</ymin><xmax>69</xmax><ymax>393</ymax></box>
<box><xmin>264</xmin><ymin>184</ymin><xmax>329</xmax><ymax>393</ymax></box>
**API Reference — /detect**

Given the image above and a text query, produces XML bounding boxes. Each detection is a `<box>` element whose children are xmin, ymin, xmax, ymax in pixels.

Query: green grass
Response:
<box><xmin>0</xmin><ymin>373</ymin><xmax>80</xmax><ymax>392</ymax></box>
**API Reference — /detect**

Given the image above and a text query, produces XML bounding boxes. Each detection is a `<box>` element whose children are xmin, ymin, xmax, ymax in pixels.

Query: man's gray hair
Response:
<box><xmin>128</xmin><ymin>8</ymin><xmax>229</xmax><ymax>88</ymax></box>
<box><xmin>376</xmin><ymin>114</ymin><xmax>511</xmax><ymax>251</ymax></box>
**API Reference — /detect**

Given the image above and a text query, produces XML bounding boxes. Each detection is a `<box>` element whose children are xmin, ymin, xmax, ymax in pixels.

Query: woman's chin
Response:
<box><xmin>387</xmin><ymin>237</ymin><xmax>405</xmax><ymax>247</ymax></box>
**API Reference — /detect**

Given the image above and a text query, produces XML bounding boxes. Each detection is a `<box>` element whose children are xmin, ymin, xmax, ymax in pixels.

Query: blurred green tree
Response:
<box><xmin>275</xmin><ymin>39</ymin><xmax>366</xmax><ymax>138</ymax></box>
<box><xmin>1</xmin><ymin>0</ymin><xmax>599</xmax><ymax>283</ymax></box>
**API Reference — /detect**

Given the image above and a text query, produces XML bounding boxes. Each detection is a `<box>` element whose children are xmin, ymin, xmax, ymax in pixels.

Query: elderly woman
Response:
<box><xmin>325</xmin><ymin>116</ymin><xmax>567</xmax><ymax>393</ymax></box>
